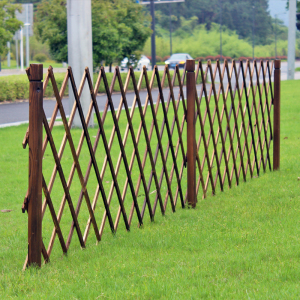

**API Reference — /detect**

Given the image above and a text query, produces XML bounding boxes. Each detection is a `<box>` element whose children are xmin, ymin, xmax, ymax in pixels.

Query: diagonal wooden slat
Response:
<box><xmin>224</xmin><ymin>60</ymin><xmax>246</xmax><ymax>183</ymax></box>
<box><xmin>42</xmin><ymin>175</ymin><xmax>67</xmax><ymax>254</ymax></box>
<box><xmin>96</xmin><ymin>67</ymin><xmax>142</xmax><ymax>228</ymax></box>
<box><xmin>201</xmin><ymin>62</ymin><xmax>223</xmax><ymax>191</ymax></box>
<box><xmin>143</xmin><ymin>66</ymin><xmax>176</xmax><ymax>212</ymax></box>
<box><xmin>216</xmin><ymin>60</ymin><xmax>239</xmax><ymax>186</ymax></box>
<box><xmin>42</xmin><ymin>110</ymin><xmax>85</xmax><ymax>248</ymax></box>
<box><xmin>115</xmin><ymin>67</ymin><xmax>154</xmax><ymax>221</ymax></box>
<box><xmin>233</xmin><ymin>61</ymin><xmax>253</xmax><ymax>179</ymax></box>
<box><xmin>22</xmin><ymin>59</ymin><xmax>277</xmax><ymax>267</ymax></box>
<box><xmin>68</xmin><ymin>67</ymin><xmax>126</xmax><ymax>231</ymax></box>
<box><xmin>144</xmin><ymin>66</ymin><xmax>180</xmax><ymax>212</ymax></box>
<box><xmin>127</xmin><ymin>67</ymin><xmax>166</xmax><ymax>219</ymax></box>
<box><xmin>48</xmin><ymin>68</ymin><xmax>101</xmax><ymax>243</ymax></box>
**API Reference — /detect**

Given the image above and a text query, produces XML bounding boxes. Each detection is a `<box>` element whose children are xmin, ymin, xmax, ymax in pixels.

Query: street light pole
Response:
<box><xmin>7</xmin><ymin>42</ymin><xmax>10</xmax><ymax>67</ymax></box>
<box><xmin>169</xmin><ymin>4</ymin><xmax>172</xmax><ymax>56</ymax></box>
<box><xmin>220</xmin><ymin>0</ymin><xmax>222</xmax><ymax>60</ymax></box>
<box><xmin>150</xmin><ymin>0</ymin><xmax>156</xmax><ymax>69</ymax></box>
<box><xmin>25</xmin><ymin>4</ymin><xmax>30</xmax><ymax>67</ymax></box>
<box><xmin>140</xmin><ymin>0</ymin><xmax>184</xmax><ymax>69</ymax></box>
<box><xmin>16</xmin><ymin>33</ymin><xmax>19</xmax><ymax>69</ymax></box>
<box><xmin>252</xmin><ymin>5</ymin><xmax>255</xmax><ymax>60</ymax></box>
<box><xmin>275</xmin><ymin>14</ymin><xmax>277</xmax><ymax>59</ymax></box>
<box><xmin>20</xmin><ymin>27</ymin><xmax>24</xmax><ymax>71</ymax></box>
<box><xmin>287</xmin><ymin>0</ymin><xmax>296</xmax><ymax>80</ymax></box>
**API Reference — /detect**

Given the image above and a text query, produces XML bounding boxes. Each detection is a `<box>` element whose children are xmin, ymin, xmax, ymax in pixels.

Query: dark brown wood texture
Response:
<box><xmin>28</xmin><ymin>64</ymin><xmax>43</xmax><ymax>267</ymax></box>
<box><xmin>273</xmin><ymin>60</ymin><xmax>281</xmax><ymax>170</ymax></box>
<box><xmin>22</xmin><ymin>59</ymin><xmax>278</xmax><ymax>268</ymax></box>
<box><xmin>186</xmin><ymin>60</ymin><xmax>196</xmax><ymax>207</ymax></box>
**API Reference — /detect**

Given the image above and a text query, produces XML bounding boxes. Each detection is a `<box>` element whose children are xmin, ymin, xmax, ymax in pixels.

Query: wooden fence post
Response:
<box><xmin>186</xmin><ymin>60</ymin><xmax>196</xmax><ymax>207</ymax></box>
<box><xmin>28</xmin><ymin>64</ymin><xmax>43</xmax><ymax>267</ymax></box>
<box><xmin>273</xmin><ymin>60</ymin><xmax>281</xmax><ymax>171</ymax></box>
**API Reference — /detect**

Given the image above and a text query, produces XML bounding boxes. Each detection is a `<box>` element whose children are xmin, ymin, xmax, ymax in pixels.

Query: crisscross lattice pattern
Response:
<box><xmin>22</xmin><ymin>59</ymin><xmax>277</xmax><ymax>268</ymax></box>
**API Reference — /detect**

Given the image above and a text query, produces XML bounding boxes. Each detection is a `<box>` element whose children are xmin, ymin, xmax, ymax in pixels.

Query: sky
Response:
<box><xmin>268</xmin><ymin>0</ymin><xmax>289</xmax><ymax>26</ymax></box>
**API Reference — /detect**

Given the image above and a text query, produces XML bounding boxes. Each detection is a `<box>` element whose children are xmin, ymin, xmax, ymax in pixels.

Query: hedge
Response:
<box><xmin>0</xmin><ymin>69</ymin><xmax>202</xmax><ymax>102</ymax></box>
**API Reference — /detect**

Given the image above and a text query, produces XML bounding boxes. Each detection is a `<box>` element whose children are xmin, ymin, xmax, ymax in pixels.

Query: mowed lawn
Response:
<box><xmin>1</xmin><ymin>79</ymin><xmax>300</xmax><ymax>299</ymax></box>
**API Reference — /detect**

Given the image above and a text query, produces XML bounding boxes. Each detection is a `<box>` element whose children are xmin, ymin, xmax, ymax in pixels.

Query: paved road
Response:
<box><xmin>0</xmin><ymin>86</ymin><xmax>188</xmax><ymax>127</ymax></box>
<box><xmin>0</xmin><ymin>61</ymin><xmax>299</xmax><ymax>127</ymax></box>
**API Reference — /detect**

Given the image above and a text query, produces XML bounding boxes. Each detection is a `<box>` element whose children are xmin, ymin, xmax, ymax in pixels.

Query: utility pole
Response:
<box><xmin>140</xmin><ymin>0</ymin><xmax>185</xmax><ymax>69</ymax></box>
<box><xmin>220</xmin><ymin>0</ymin><xmax>222</xmax><ymax>60</ymax></box>
<box><xmin>20</xmin><ymin>27</ymin><xmax>24</xmax><ymax>71</ymax></box>
<box><xmin>15</xmin><ymin>33</ymin><xmax>19</xmax><ymax>69</ymax></box>
<box><xmin>169</xmin><ymin>4</ymin><xmax>172</xmax><ymax>56</ymax></box>
<box><xmin>275</xmin><ymin>14</ymin><xmax>277</xmax><ymax>59</ymax></box>
<box><xmin>252</xmin><ymin>5</ymin><xmax>255</xmax><ymax>60</ymax></box>
<box><xmin>25</xmin><ymin>4</ymin><xmax>30</xmax><ymax>67</ymax></box>
<box><xmin>7</xmin><ymin>42</ymin><xmax>10</xmax><ymax>67</ymax></box>
<box><xmin>288</xmin><ymin>0</ymin><xmax>296</xmax><ymax>80</ymax></box>
<box><xmin>150</xmin><ymin>0</ymin><xmax>156</xmax><ymax>69</ymax></box>
<box><xmin>67</xmin><ymin>0</ymin><xmax>94</xmax><ymax>127</ymax></box>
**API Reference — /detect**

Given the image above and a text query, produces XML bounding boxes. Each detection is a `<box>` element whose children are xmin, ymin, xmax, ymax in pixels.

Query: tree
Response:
<box><xmin>154</xmin><ymin>0</ymin><xmax>273</xmax><ymax>46</ymax></box>
<box><xmin>35</xmin><ymin>0</ymin><xmax>151</xmax><ymax>69</ymax></box>
<box><xmin>92</xmin><ymin>0</ymin><xmax>151</xmax><ymax>70</ymax></box>
<box><xmin>34</xmin><ymin>0</ymin><xmax>67</xmax><ymax>62</ymax></box>
<box><xmin>0</xmin><ymin>0</ymin><xmax>23</xmax><ymax>55</ymax></box>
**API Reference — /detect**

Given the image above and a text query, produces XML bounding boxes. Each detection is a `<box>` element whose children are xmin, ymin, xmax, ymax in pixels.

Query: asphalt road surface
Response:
<box><xmin>0</xmin><ymin>85</ymin><xmax>189</xmax><ymax>127</ymax></box>
<box><xmin>0</xmin><ymin>61</ymin><xmax>299</xmax><ymax>127</ymax></box>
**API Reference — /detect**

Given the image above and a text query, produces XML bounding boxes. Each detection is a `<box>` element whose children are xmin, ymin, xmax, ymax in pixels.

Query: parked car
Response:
<box><xmin>120</xmin><ymin>55</ymin><xmax>150</xmax><ymax>71</ymax></box>
<box><xmin>165</xmin><ymin>53</ymin><xmax>193</xmax><ymax>69</ymax></box>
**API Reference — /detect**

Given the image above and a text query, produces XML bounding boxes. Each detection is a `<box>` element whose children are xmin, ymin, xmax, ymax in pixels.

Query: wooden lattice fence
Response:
<box><xmin>22</xmin><ymin>59</ymin><xmax>280</xmax><ymax>268</ymax></box>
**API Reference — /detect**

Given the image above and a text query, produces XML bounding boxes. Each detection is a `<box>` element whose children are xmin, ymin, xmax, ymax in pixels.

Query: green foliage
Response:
<box><xmin>92</xmin><ymin>0</ymin><xmax>151</xmax><ymax>67</ymax></box>
<box><xmin>29</xmin><ymin>35</ymin><xmax>50</xmax><ymax>60</ymax></box>
<box><xmin>0</xmin><ymin>0</ymin><xmax>23</xmax><ymax>55</ymax></box>
<box><xmin>34</xmin><ymin>0</ymin><xmax>67</xmax><ymax>62</ymax></box>
<box><xmin>0</xmin><ymin>73</ymin><xmax>64</xmax><ymax>101</ymax></box>
<box><xmin>0</xmin><ymin>69</ymin><xmax>192</xmax><ymax>102</ymax></box>
<box><xmin>34</xmin><ymin>0</ymin><xmax>151</xmax><ymax>66</ymax></box>
<box><xmin>33</xmin><ymin>53</ymin><xmax>48</xmax><ymax>63</ymax></box>
<box><xmin>143</xmin><ymin>22</ymin><xmax>294</xmax><ymax>59</ymax></box>
<box><xmin>154</xmin><ymin>0</ymin><xmax>272</xmax><ymax>46</ymax></box>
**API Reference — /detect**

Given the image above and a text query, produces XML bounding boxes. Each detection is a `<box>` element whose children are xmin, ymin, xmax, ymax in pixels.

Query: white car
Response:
<box><xmin>120</xmin><ymin>55</ymin><xmax>150</xmax><ymax>71</ymax></box>
<box><xmin>137</xmin><ymin>55</ymin><xmax>150</xmax><ymax>70</ymax></box>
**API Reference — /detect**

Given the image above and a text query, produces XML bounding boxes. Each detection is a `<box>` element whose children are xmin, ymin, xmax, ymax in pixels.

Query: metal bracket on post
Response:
<box><xmin>186</xmin><ymin>60</ymin><xmax>196</xmax><ymax>207</ymax></box>
<box><xmin>27</xmin><ymin>64</ymin><xmax>43</xmax><ymax>267</ymax></box>
<box><xmin>273</xmin><ymin>60</ymin><xmax>281</xmax><ymax>170</ymax></box>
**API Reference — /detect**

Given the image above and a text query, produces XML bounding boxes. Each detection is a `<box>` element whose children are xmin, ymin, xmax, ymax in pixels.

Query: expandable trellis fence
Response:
<box><xmin>22</xmin><ymin>59</ymin><xmax>280</xmax><ymax>268</ymax></box>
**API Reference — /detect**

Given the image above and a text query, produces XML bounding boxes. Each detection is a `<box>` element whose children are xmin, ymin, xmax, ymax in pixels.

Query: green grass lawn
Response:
<box><xmin>0</xmin><ymin>79</ymin><xmax>300</xmax><ymax>299</ymax></box>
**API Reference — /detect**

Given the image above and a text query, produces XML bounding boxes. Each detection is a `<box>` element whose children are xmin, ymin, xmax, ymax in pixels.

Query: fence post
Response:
<box><xmin>186</xmin><ymin>60</ymin><xmax>196</xmax><ymax>207</ymax></box>
<box><xmin>273</xmin><ymin>60</ymin><xmax>281</xmax><ymax>171</ymax></box>
<box><xmin>28</xmin><ymin>64</ymin><xmax>43</xmax><ymax>267</ymax></box>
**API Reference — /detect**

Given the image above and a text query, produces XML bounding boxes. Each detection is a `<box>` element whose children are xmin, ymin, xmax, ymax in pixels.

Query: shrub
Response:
<box><xmin>156</xmin><ymin>56</ymin><xmax>163</xmax><ymax>62</ymax></box>
<box><xmin>0</xmin><ymin>73</ymin><xmax>67</xmax><ymax>102</ymax></box>
<box><xmin>205</xmin><ymin>55</ymin><xmax>216</xmax><ymax>61</ymax></box>
<box><xmin>163</xmin><ymin>56</ymin><xmax>170</xmax><ymax>61</ymax></box>
<box><xmin>33</xmin><ymin>53</ymin><xmax>48</xmax><ymax>63</ymax></box>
